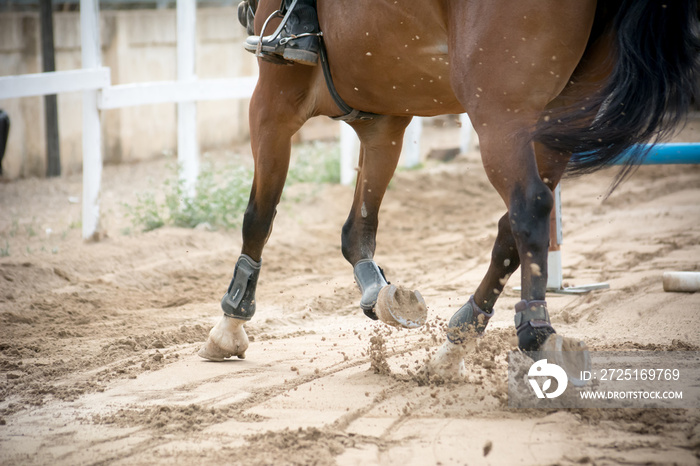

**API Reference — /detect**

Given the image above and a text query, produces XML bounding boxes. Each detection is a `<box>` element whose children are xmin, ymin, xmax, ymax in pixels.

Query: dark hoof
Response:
<box><xmin>375</xmin><ymin>284</ymin><xmax>427</xmax><ymax>329</ymax></box>
<box><xmin>528</xmin><ymin>334</ymin><xmax>591</xmax><ymax>387</ymax></box>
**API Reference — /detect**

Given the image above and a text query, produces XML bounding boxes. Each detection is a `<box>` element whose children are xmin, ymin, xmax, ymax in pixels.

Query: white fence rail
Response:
<box><xmin>98</xmin><ymin>77</ymin><xmax>258</xmax><ymax>109</ymax></box>
<box><xmin>0</xmin><ymin>68</ymin><xmax>111</xmax><ymax>100</ymax></box>
<box><xmin>1</xmin><ymin>0</ymin><xmax>259</xmax><ymax>239</ymax></box>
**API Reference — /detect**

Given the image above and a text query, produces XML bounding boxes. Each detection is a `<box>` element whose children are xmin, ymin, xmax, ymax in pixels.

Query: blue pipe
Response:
<box><xmin>616</xmin><ymin>143</ymin><xmax>700</xmax><ymax>165</ymax></box>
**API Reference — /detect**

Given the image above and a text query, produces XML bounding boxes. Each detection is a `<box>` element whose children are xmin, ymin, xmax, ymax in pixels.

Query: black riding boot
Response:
<box><xmin>244</xmin><ymin>0</ymin><xmax>320</xmax><ymax>66</ymax></box>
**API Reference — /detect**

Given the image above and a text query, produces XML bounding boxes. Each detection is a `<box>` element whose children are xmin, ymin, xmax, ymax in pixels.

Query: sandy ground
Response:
<box><xmin>1</xmin><ymin>120</ymin><xmax>700</xmax><ymax>465</ymax></box>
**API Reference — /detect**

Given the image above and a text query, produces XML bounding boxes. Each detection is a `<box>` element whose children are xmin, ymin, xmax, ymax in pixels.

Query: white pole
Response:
<box><xmin>402</xmin><ymin>117</ymin><xmax>422</xmax><ymax>168</ymax></box>
<box><xmin>459</xmin><ymin>113</ymin><xmax>473</xmax><ymax>154</ymax></box>
<box><xmin>340</xmin><ymin>122</ymin><xmax>359</xmax><ymax>185</ymax></box>
<box><xmin>547</xmin><ymin>185</ymin><xmax>563</xmax><ymax>290</ymax></box>
<box><xmin>177</xmin><ymin>0</ymin><xmax>199</xmax><ymax>198</ymax></box>
<box><xmin>554</xmin><ymin>184</ymin><xmax>562</xmax><ymax>245</ymax></box>
<box><xmin>544</xmin><ymin>184</ymin><xmax>609</xmax><ymax>294</ymax></box>
<box><xmin>662</xmin><ymin>272</ymin><xmax>700</xmax><ymax>292</ymax></box>
<box><xmin>81</xmin><ymin>0</ymin><xmax>103</xmax><ymax>240</ymax></box>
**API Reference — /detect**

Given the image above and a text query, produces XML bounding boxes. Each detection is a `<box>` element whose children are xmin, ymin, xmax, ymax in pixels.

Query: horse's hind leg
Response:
<box><xmin>430</xmin><ymin>132</ymin><xmax>564</xmax><ymax>375</ymax></box>
<box><xmin>434</xmin><ymin>1</ymin><xmax>597</xmax><ymax>361</ymax></box>
<box><xmin>199</xmin><ymin>84</ymin><xmax>306</xmax><ymax>361</ymax></box>
<box><xmin>341</xmin><ymin>116</ymin><xmax>427</xmax><ymax>329</ymax></box>
<box><xmin>446</xmin><ymin>144</ymin><xmax>571</xmax><ymax>338</ymax></box>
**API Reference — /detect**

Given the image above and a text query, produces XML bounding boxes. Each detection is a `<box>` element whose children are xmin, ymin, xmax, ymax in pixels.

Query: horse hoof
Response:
<box><xmin>423</xmin><ymin>340</ymin><xmax>467</xmax><ymax>380</ymax></box>
<box><xmin>532</xmin><ymin>334</ymin><xmax>591</xmax><ymax>387</ymax></box>
<box><xmin>198</xmin><ymin>316</ymin><xmax>249</xmax><ymax>361</ymax></box>
<box><xmin>375</xmin><ymin>284</ymin><xmax>427</xmax><ymax>329</ymax></box>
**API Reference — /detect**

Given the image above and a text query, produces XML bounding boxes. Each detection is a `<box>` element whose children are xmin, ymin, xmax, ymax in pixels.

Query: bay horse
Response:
<box><xmin>199</xmin><ymin>0</ymin><xmax>699</xmax><ymax>377</ymax></box>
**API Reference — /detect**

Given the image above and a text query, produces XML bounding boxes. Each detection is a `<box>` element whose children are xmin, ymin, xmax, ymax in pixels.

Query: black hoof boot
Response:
<box><xmin>515</xmin><ymin>300</ymin><xmax>592</xmax><ymax>386</ymax></box>
<box><xmin>514</xmin><ymin>299</ymin><xmax>556</xmax><ymax>353</ymax></box>
<box><xmin>244</xmin><ymin>0</ymin><xmax>320</xmax><ymax>66</ymax></box>
<box><xmin>353</xmin><ymin>259</ymin><xmax>389</xmax><ymax>320</ymax></box>
<box><xmin>446</xmin><ymin>295</ymin><xmax>494</xmax><ymax>344</ymax></box>
<box><xmin>221</xmin><ymin>254</ymin><xmax>261</xmax><ymax>320</ymax></box>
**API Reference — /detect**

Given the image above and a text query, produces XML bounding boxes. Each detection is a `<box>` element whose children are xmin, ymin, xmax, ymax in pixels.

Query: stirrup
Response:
<box><xmin>253</xmin><ymin>0</ymin><xmax>300</xmax><ymax>60</ymax></box>
<box><xmin>248</xmin><ymin>0</ymin><xmax>320</xmax><ymax>66</ymax></box>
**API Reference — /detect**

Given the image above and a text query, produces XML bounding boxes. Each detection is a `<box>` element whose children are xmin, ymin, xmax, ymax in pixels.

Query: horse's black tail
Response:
<box><xmin>534</xmin><ymin>0</ymin><xmax>700</xmax><ymax>189</ymax></box>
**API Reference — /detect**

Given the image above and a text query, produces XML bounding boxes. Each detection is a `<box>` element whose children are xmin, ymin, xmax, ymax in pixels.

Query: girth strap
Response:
<box><xmin>318</xmin><ymin>37</ymin><xmax>377</xmax><ymax>123</ymax></box>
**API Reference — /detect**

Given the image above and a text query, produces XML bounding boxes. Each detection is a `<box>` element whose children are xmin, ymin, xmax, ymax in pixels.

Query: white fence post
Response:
<box><xmin>340</xmin><ymin>116</ymin><xmax>424</xmax><ymax>185</ymax></box>
<box><xmin>459</xmin><ymin>113</ymin><xmax>473</xmax><ymax>155</ymax></box>
<box><xmin>177</xmin><ymin>0</ymin><xmax>199</xmax><ymax>198</ymax></box>
<box><xmin>340</xmin><ymin>122</ymin><xmax>359</xmax><ymax>185</ymax></box>
<box><xmin>402</xmin><ymin>117</ymin><xmax>422</xmax><ymax>168</ymax></box>
<box><xmin>81</xmin><ymin>0</ymin><xmax>103</xmax><ymax>240</ymax></box>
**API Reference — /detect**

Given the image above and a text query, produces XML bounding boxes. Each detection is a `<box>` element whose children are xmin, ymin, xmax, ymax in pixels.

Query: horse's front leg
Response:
<box><xmin>341</xmin><ymin>116</ymin><xmax>427</xmax><ymax>329</ymax></box>
<box><xmin>199</xmin><ymin>88</ymin><xmax>304</xmax><ymax>361</ymax></box>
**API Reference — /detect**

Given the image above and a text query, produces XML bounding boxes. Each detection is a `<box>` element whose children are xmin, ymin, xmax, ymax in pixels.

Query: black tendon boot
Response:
<box><xmin>244</xmin><ymin>0</ymin><xmax>320</xmax><ymax>66</ymax></box>
<box><xmin>514</xmin><ymin>299</ymin><xmax>556</xmax><ymax>353</ymax></box>
<box><xmin>221</xmin><ymin>255</ymin><xmax>261</xmax><ymax>320</ymax></box>
<box><xmin>353</xmin><ymin>259</ymin><xmax>388</xmax><ymax>321</ymax></box>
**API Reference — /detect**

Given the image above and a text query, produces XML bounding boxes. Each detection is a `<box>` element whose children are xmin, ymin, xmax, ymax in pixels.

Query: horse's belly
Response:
<box><xmin>320</xmin><ymin>0</ymin><xmax>464</xmax><ymax>116</ymax></box>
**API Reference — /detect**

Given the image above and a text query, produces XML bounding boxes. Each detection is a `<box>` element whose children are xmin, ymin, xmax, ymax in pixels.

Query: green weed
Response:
<box><xmin>125</xmin><ymin>162</ymin><xmax>252</xmax><ymax>233</ymax></box>
<box><xmin>125</xmin><ymin>141</ymin><xmax>342</xmax><ymax>233</ymax></box>
<box><xmin>287</xmin><ymin>141</ymin><xmax>341</xmax><ymax>185</ymax></box>
<box><xmin>164</xmin><ymin>164</ymin><xmax>252</xmax><ymax>230</ymax></box>
<box><xmin>9</xmin><ymin>219</ymin><xmax>18</xmax><ymax>238</ymax></box>
<box><xmin>124</xmin><ymin>191</ymin><xmax>165</xmax><ymax>232</ymax></box>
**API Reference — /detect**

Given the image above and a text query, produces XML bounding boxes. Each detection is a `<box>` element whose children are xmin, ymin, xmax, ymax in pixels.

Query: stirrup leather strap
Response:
<box><xmin>318</xmin><ymin>38</ymin><xmax>377</xmax><ymax>122</ymax></box>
